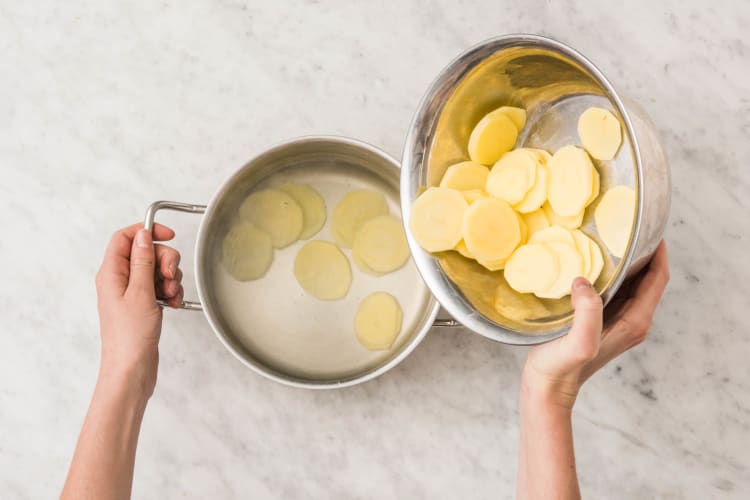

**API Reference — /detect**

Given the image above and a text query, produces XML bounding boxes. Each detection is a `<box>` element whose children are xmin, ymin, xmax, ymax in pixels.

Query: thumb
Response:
<box><xmin>565</xmin><ymin>277</ymin><xmax>603</xmax><ymax>361</ymax></box>
<box><xmin>127</xmin><ymin>229</ymin><xmax>156</xmax><ymax>298</ymax></box>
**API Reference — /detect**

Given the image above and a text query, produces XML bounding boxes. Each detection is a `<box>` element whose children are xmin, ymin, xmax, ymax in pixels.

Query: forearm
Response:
<box><xmin>517</xmin><ymin>380</ymin><xmax>580</xmax><ymax>500</ymax></box>
<box><xmin>62</xmin><ymin>365</ymin><xmax>150</xmax><ymax>500</ymax></box>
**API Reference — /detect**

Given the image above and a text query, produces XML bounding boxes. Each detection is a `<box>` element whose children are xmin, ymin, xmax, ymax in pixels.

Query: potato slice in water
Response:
<box><xmin>547</xmin><ymin>145</ymin><xmax>595</xmax><ymax>216</ymax></box>
<box><xmin>571</xmin><ymin>230</ymin><xmax>593</xmax><ymax>278</ymax></box>
<box><xmin>355</xmin><ymin>292</ymin><xmax>403</xmax><ymax>350</ymax></box>
<box><xmin>595</xmin><ymin>185</ymin><xmax>636</xmax><ymax>258</ymax></box>
<box><xmin>455</xmin><ymin>239</ymin><xmax>474</xmax><ymax>259</ymax></box>
<box><xmin>521</xmin><ymin>209</ymin><xmax>550</xmax><ymax>237</ymax></box>
<box><xmin>439</xmin><ymin>161</ymin><xmax>489</xmax><ymax>191</ymax></box>
<box><xmin>239</xmin><ymin>189</ymin><xmax>304</xmax><ymax>248</ymax></box>
<box><xmin>462</xmin><ymin>189</ymin><xmax>487</xmax><ymax>204</ymax></box>
<box><xmin>504</xmin><ymin>243</ymin><xmax>560</xmax><ymax>294</ymax></box>
<box><xmin>587</xmin><ymin>168</ymin><xmax>601</xmax><ymax>206</ymax></box>
<box><xmin>332</xmin><ymin>190</ymin><xmax>389</xmax><ymax>248</ymax></box>
<box><xmin>486</xmin><ymin>149</ymin><xmax>537</xmax><ymax>204</ymax></box>
<box><xmin>352</xmin><ymin>247</ymin><xmax>382</xmax><ymax>276</ymax></box>
<box><xmin>529</xmin><ymin>225</ymin><xmax>576</xmax><ymax>247</ymax></box>
<box><xmin>587</xmin><ymin>238</ymin><xmax>604</xmax><ymax>284</ymax></box>
<box><xmin>278</xmin><ymin>183</ymin><xmax>326</xmax><ymax>240</ymax></box>
<box><xmin>488</xmin><ymin>106</ymin><xmax>527</xmax><ymax>130</ymax></box>
<box><xmin>409</xmin><ymin>187</ymin><xmax>468</xmax><ymax>252</ymax></box>
<box><xmin>542</xmin><ymin>202</ymin><xmax>584</xmax><ymax>230</ymax></box>
<box><xmin>294</xmin><ymin>240</ymin><xmax>352</xmax><ymax>300</ymax></box>
<box><xmin>536</xmin><ymin>242</ymin><xmax>583</xmax><ymax>299</ymax></box>
<box><xmin>353</xmin><ymin>215</ymin><xmax>410</xmax><ymax>274</ymax></box>
<box><xmin>514</xmin><ymin>161</ymin><xmax>549</xmax><ymax>213</ymax></box>
<box><xmin>222</xmin><ymin>222</ymin><xmax>274</xmax><ymax>281</ymax></box>
<box><xmin>578</xmin><ymin>107</ymin><xmax>622</xmax><ymax>161</ymax></box>
<box><xmin>462</xmin><ymin>198</ymin><xmax>522</xmax><ymax>263</ymax></box>
<box><xmin>468</xmin><ymin>112</ymin><xmax>518</xmax><ymax>165</ymax></box>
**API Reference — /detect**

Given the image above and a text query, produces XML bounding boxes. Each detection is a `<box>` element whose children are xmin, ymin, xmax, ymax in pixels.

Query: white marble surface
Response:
<box><xmin>1</xmin><ymin>0</ymin><xmax>749</xmax><ymax>498</ymax></box>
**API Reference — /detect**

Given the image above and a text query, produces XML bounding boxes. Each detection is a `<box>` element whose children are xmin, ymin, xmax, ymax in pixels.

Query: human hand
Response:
<box><xmin>95</xmin><ymin>223</ymin><xmax>184</xmax><ymax>398</ymax></box>
<box><xmin>521</xmin><ymin>241</ymin><xmax>670</xmax><ymax>410</ymax></box>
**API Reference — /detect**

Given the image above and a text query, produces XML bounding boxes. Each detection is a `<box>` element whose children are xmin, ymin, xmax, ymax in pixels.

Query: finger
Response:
<box><xmin>126</xmin><ymin>229</ymin><xmax>157</xmax><ymax>298</ymax></box>
<box><xmin>166</xmin><ymin>285</ymin><xmax>184</xmax><ymax>308</ymax></box>
<box><xmin>157</xmin><ymin>270</ymin><xmax>183</xmax><ymax>299</ymax></box>
<box><xmin>631</xmin><ymin>241</ymin><xmax>670</xmax><ymax>313</ymax></box>
<box><xmin>562</xmin><ymin>278</ymin><xmax>603</xmax><ymax>363</ymax></box>
<box><xmin>155</xmin><ymin>244</ymin><xmax>181</xmax><ymax>280</ymax></box>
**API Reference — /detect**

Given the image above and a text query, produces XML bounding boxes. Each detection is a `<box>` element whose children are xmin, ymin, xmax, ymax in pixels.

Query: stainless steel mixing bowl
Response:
<box><xmin>401</xmin><ymin>34</ymin><xmax>671</xmax><ymax>345</ymax></box>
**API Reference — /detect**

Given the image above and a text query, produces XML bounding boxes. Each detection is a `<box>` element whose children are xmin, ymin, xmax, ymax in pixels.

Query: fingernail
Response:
<box><xmin>573</xmin><ymin>277</ymin><xmax>591</xmax><ymax>290</ymax></box>
<box><xmin>136</xmin><ymin>229</ymin><xmax>151</xmax><ymax>248</ymax></box>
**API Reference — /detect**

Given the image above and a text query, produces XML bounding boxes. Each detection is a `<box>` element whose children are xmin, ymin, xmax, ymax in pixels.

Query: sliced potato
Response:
<box><xmin>462</xmin><ymin>189</ymin><xmax>487</xmax><ymax>204</ymax></box>
<box><xmin>352</xmin><ymin>215</ymin><xmax>410</xmax><ymax>274</ymax></box>
<box><xmin>352</xmin><ymin>247</ymin><xmax>382</xmax><ymax>276</ymax></box>
<box><xmin>355</xmin><ymin>292</ymin><xmax>403</xmax><ymax>350</ymax></box>
<box><xmin>222</xmin><ymin>222</ymin><xmax>274</xmax><ymax>281</ymax></box>
<box><xmin>587</xmin><ymin>167</ymin><xmax>601</xmax><ymax>206</ymax></box>
<box><xmin>477</xmin><ymin>256</ymin><xmax>508</xmax><ymax>271</ymax></box>
<box><xmin>514</xmin><ymin>162</ymin><xmax>549</xmax><ymax>213</ymax></box>
<box><xmin>578</xmin><ymin>107</ymin><xmax>622</xmax><ymax>161</ymax></box>
<box><xmin>504</xmin><ymin>243</ymin><xmax>560</xmax><ymax>294</ymax></box>
<box><xmin>517</xmin><ymin>212</ymin><xmax>528</xmax><ymax>244</ymax></box>
<box><xmin>587</xmin><ymin>238</ymin><xmax>604</xmax><ymax>284</ymax></box>
<box><xmin>409</xmin><ymin>187</ymin><xmax>468</xmax><ymax>252</ymax></box>
<box><xmin>529</xmin><ymin>225</ymin><xmax>576</xmax><ymax>247</ymax></box>
<box><xmin>462</xmin><ymin>197</ymin><xmax>522</xmax><ymax>263</ymax></box>
<box><xmin>455</xmin><ymin>239</ymin><xmax>474</xmax><ymax>259</ymax></box>
<box><xmin>536</xmin><ymin>242</ymin><xmax>583</xmax><ymax>299</ymax></box>
<box><xmin>521</xmin><ymin>209</ymin><xmax>550</xmax><ymax>237</ymax></box>
<box><xmin>595</xmin><ymin>185</ymin><xmax>635</xmax><ymax>258</ymax></box>
<box><xmin>294</xmin><ymin>240</ymin><xmax>352</xmax><ymax>300</ymax></box>
<box><xmin>527</xmin><ymin>148</ymin><xmax>552</xmax><ymax>165</ymax></box>
<box><xmin>331</xmin><ymin>190</ymin><xmax>389</xmax><ymax>248</ymax></box>
<box><xmin>488</xmin><ymin>105</ymin><xmax>527</xmax><ymax>130</ymax></box>
<box><xmin>542</xmin><ymin>202</ymin><xmax>584</xmax><ymax>230</ymax></box>
<box><xmin>278</xmin><ymin>183</ymin><xmax>326</xmax><ymax>240</ymax></box>
<box><xmin>439</xmin><ymin>161</ymin><xmax>489</xmax><ymax>191</ymax></box>
<box><xmin>468</xmin><ymin>112</ymin><xmax>518</xmax><ymax>165</ymax></box>
<box><xmin>571</xmin><ymin>230</ymin><xmax>593</xmax><ymax>278</ymax></box>
<box><xmin>547</xmin><ymin>145</ymin><xmax>595</xmax><ymax>216</ymax></box>
<box><xmin>485</xmin><ymin>149</ymin><xmax>537</xmax><ymax>204</ymax></box>
<box><xmin>239</xmin><ymin>189</ymin><xmax>304</xmax><ymax>248</ymax></box>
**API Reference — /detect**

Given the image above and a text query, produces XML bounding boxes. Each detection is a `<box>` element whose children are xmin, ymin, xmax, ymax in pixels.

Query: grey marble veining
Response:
<box><xmin>1</xmin><ymin>0</ymin><xmax>749</xmax><ymax>498</ymax></box>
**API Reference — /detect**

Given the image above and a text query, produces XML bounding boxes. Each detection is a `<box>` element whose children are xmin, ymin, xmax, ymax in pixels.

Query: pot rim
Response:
<box><xmin>194</xmin><ymin>135</ymin><xmax>440</xmax><ymax>389</ymax></box>
<box><xmin>400</xmin><ymin>33</ymin><xmax>644</xmax><ymax>345</ymax></box>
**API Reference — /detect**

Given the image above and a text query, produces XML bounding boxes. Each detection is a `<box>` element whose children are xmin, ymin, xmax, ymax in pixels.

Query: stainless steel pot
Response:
<box><xmin>145</xmin><ymin>137</ymin><xmax>454</xmax><ymax>389</ymax></box>
<box><xmin>401</xmin><ymin>34</ymin><xmax>671</xmax><ymax>346</ymax></box>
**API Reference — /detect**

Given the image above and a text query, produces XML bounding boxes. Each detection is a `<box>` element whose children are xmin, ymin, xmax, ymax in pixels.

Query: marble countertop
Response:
<box><xmin>1</xmin><ymin>1</ymin><xmax>749</xmax><ymax>498</ymax></box>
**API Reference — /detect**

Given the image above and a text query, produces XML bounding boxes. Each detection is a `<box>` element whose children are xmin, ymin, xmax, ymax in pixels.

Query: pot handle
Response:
<box><xmin>144</xmin><ymin>200</ymin><xmax>207</xmax><ymax>311</ymax></box>
<box><xmin>432</xmin><ymin>318</ymin><xmax>461</xmax><ymax>327</ymax></box>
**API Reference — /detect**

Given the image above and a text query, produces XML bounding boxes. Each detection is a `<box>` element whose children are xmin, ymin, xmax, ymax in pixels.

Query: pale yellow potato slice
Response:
<box><xmin>521</xmin><ymin>209</ymin><xmax>550</xmax><ymax>237</ymax></box>
<box><xmin>527</xmin><ymin>148</ymin><xmax>552</xmax><ymax>165</ymax></box>
<box><xmin>517</xmin><ymin>212</ymin><xmax>528</xmax><ymax>244</ymax></box>
<box><xmin>587</xmin><ymin>168</ymin><xmax>601</xmax><ymax>206</ymax></box>
<box><xmin>578</xmin><ymin>107</ymin><xmax>622</xmax><ymax>160</ymax></box>
<box><xmin>462</xmin><ymin>189</ymin><xmax>487</xmax><ymax>204</ymax></box>
<box><xmin>514</xmin><ymin>162</ymin><xmax>549</xmax><ymax>213</ymax></box>
<box><xmin>571</xmin><ymin>230</ymin><xmax>593</xmax><ymax>278</ymax></box>
<box><xmin>409</xmin><ymin>187</ymin><xmax>468</xmax><ymax>252</ymax></box>
<box><xmin>468</xmin><ymin>112</ymin><xmax>518</xmax><ymax>165</ymax></box>
<box><xmin>294</xmin><ymin>240</ymin><xmax>352</xmax><ymax>300</ymax></box>
<box><xmin>595</xmin><ymin>185</ymin><xmax>635</xmax><ymax>258</ymax></box>
<box><xmin>239</xmin><ymin>189</ymin><xmax>304</xmax><ymax>248</ymax></box>
<box><xmin>587</xmin><ymin>238</ymin><xmax>604</xmax><ymax>284</ymax></box>
<box><xmin>485</xmin><ymin>149</ymin><xmax>537</xmax><ymax>204</ymax></box>
<box><xmin>355</xmin><ymin>292</ymin><xmax>403</xmax><ymax>350</ymax></box>
<box><xmin>477</xmin><ymin>257</ymin><xmax>508</xmax><ymax>271</ymax></box>
<box><xmin>331</xmin><ymin>190</ymin><xmax>389</xmax><ymax>248</ymax></box>
<box><xmin>529</xmin><ymin>225</ymin><xmax>576</xmax><ymax>247</ymax></box>
<box><xmin>455</xmin><ymin>239</ymin><xmax>474</xmax><ymax>259</ymax></box>
<box><xmin>462</xmin><ymin>198</ymin><xmax>522</xmax><ymax>263</ymax></box>
<box><xmin>536</xmin><ymin>242</ymin><xmax>583</xmax><ymax>299</ymax></box>
<box><xmin>504</xmin><ymin>243</ymin><xmax>560</xmax><ymax>294</ymax></box>
<box><xmin>542</xmin><ymin>202</ymin><xmax>584</xmax><ymax>229</ymax></box>
<box><xmin>488</xmin><ymin>105</ymin><xmax>527</xmax><ymax>130</ymax></box>
<box><xmin>222</xmin><ymin>222</ymin><xmax>274</xmax><ymax>281</ymax></box>
<box><xmin>547</xmin><ymin>145</ymin><xmax>595</xmax><ymax>216</ymax></box>
<box><xmin>278</xmin><ymin>183</ymin><xmax>327</xmax><ymax>240</ymax></box>
<box><xmin>352</xmin><ymin>247</ymin><xmax>382</xmax><ymax>276</ymax></box>
<box><xmin>439</xmin><ymin>161</ymin><xmax>489</xmax><ymax>191</ymax></box>
<box><xmin>352</xmin><ymin>215</ymin><xmax>410</xmax><ymax>274</ymax></box>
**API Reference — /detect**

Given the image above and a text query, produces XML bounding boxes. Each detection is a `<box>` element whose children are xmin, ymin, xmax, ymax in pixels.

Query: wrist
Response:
<box><xmin>520</xmin><ymin>366</ymin><xmax>580</xmax><ymax>412</ymax></box>
<box><xmin>98</xmin><ymin>350</ymin><xmax>158</xmax><ymax>402</ymax></box>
